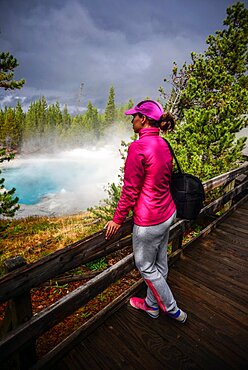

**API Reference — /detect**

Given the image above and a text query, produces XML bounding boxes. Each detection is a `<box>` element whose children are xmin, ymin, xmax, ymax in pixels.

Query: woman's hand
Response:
<box><xmin>105</xmin><ymin>220</ymin><xmax>121</xmax><ymax>240</ymax></box>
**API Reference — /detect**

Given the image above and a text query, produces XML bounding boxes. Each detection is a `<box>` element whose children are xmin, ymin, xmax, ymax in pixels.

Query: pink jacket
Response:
<box><xmin>113</xmin><ymin>127</ymin><xmax>176</xmax><ymax>226</ymax></box>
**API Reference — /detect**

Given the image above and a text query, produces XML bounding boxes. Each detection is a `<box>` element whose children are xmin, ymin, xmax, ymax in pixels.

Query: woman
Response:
<box><xmin>105</xmin><ymin>99</ymin><xmax>187</xmax><ymax>323</ymax></box>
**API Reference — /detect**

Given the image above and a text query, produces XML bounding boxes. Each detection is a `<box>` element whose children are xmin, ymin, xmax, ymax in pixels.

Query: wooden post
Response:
<box><xmin>1</xmin><ymin>256</ymin><xmax>37</xmax><ymax>369</ymax></box>
<box><xmin>222</xmin><ymin>179</ymin><xmax>235</xmax><ymax>212</ymax></box>
<box><xmin>171</xmin><ymin>234</ymin><xmax>183</xmax><ymax>254</ymax></box>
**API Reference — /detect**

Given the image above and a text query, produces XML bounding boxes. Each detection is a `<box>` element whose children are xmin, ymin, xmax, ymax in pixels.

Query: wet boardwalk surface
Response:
<box><xmin>56</xmin><ymin>201</ymin><xmax>248</xmax><ymax>370</ymax></box>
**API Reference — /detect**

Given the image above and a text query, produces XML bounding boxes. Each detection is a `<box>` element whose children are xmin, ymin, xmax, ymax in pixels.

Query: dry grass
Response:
<box><xmin>0</xmin><ymin>211</ymin><xmax>106</xmax><ymax>276</ymax></box>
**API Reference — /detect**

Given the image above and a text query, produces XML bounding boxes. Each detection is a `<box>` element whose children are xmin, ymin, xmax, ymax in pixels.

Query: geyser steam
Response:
<box><xmin>2</xmin><ymin>144</ymin><xmax>123</xmax><ymax>218</ymax></box>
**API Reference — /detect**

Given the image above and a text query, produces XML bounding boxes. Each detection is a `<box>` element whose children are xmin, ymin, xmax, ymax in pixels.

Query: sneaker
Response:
<box><xmin>168</xmin><ymin>309</ymin><xmax>187</xmax><ymax>323</ymax></box>
<box><xmin>129</xmin><ymin>297</ymin><xmax>159</xmax><ymax>318</ymax></box>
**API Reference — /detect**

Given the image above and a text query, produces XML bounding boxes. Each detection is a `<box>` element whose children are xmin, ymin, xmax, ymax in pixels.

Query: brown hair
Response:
<box><xmin>145</xmin><ymin>112</ymin><xmax>175</xmax><ymax>132</ymax></box>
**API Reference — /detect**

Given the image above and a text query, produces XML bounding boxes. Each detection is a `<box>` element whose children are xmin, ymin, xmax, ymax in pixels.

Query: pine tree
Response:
<box><xmin>60</xmin><ymin>104</ymin><xmax>71</xmax><ymax>145</ymax></box>
<box><xmin>4</xmin><ymin>107</ymin><xmax>16</xmax><ymax>149</ymax></box>
<box><xmin>85</xmin><ymin>101</ymin><xmax>100</xmax><ymax>139</ymax></box>
<box><xmin>15</xmin><ymin>101</ymin><xmax>25</xmax><ymax>149</ymax></box>
<box><xmin>0</xmin><ymin>50</ymin><xmax>26</xmax><ymax>218</ymax></box>
<box><xmin>161</xmin><ymin>2</ymin><xmax>248</xmax><ymax>180</ymax></box>
<box><xmin>0</xmin><ymin>109</ymin><xmax>5</xmax><ymax>146</ymax></box>
<box><xmin>22</xmin><ymin>102</ymin><xmax>37</xmax><ymax>150</ymax></box>
<box><xmin>0</xmin><ymin>52</ymin><xmax>25</xmax><ymax>90</ymax></box>
<box><xmin>104</xmin><ymin>86</ymin><xmax>116</xmax><ymax>126</ymax></box>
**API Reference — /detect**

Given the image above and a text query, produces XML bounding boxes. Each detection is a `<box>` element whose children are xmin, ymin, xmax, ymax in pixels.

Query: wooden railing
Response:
<box><xmin>0</xmin><ymin>162</ymin><xmax>247</xmax><ymax>369</ymax></box>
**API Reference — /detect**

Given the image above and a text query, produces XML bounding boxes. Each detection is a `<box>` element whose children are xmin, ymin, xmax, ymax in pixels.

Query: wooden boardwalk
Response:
<box><xmin>53</xmin><ymin>201</ymin><xmax>248</xmax><ymax>370</ymax></box>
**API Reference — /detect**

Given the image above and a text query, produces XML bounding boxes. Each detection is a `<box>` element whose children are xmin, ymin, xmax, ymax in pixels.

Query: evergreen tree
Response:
<box><xmin>161</xmin><ymin>2</ymin><xmax>248</xmax><ymax>180</ymax></box>
<box><xmin>104</xmin><ymin>86</ymin><xmax>116</xmax><ymax>125</ymax></box>
<box><xmin>0</xmin><ymin>51</ymin><xmax>25</xmax><ymax>217</ymax></box>
<box><xmin>85</xmin><ymin>101</ymin><xmax>100</xmax><ymax>139</ymax></box>
<box><xmin>0</xmin><ymin>52</ymin><xmax>25</xmax><ymax>90</ymax></box>
<box><xmin>60</xmin><ymin>104</ymin><xmax>71</xmax><ymax>145</ymax></box>
<box><xmin>62</xmin><ymin>104</ymin><xmax>71</xmax><ymax>129</ymax></box>
<box><xmin>4</xmin><ymin>107</ymin><xmax>16</xmax><ymax>149</ymax></box>
<box><xmin>0</xmin><ymin>149</ymin><xmax>19</xmax><ymax>217</ymax></box>
<box><xmin>0</xmin><ymin>109</ymin><xmax>5</xmax><ymax>146</ymax></box>
<box><xmin>15</xmin><ymin>101</ymin><xmax>25</xmax><ymax>149</ymax></box>
<box><xmin>22</xmin><ymin>102</ymin><xmax>37</xmax><ymax>151</ymax></box>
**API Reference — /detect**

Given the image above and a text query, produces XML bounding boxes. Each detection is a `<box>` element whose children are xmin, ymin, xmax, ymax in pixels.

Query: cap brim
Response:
<box><xmin>124</xmin><ymin>108</ymin><xmax>138</xmax><ymax>116</ymax></box>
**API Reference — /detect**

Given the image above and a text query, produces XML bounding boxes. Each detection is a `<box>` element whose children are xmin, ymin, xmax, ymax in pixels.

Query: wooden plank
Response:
<box><xmin>239</xmin><ymin>201</ymin><xmax>248</xmax><ymax>210</ymax></box>
<box><xmin>61</xmin><ymin>342</ymin><xmax>106</xmax><ymax>370</ymax></box>
<box><xmin>171</xmin><ymin>256</ymin><xmax>248</xmax><ymax>306</ymax></box>
<box><xmin>219</xmin><ymin>219</ymin><xmax>248</xmax><ymax>235</ymax></box>
<box><xmin>105</xmin><ymin>308</ymin><xmax>199</xmax><ymax>370</ymax></box>
<box><xmin>40</xmin><ymin>197</ymin><xmax>248</xmax><ymax>368</ymax></box>
<box><xmin>112</xmin><ymin>303</ymin><xmax>225</xmax><ymax>370</ymax></box>
<box><xmin>202</xmin><ymin>163</ymin><xmax>248</xmax><ymax>192</ymax></box>
<box><xmin>169</xmin><ymin>273</ymin><xmax>248</xmax><ymax>367</ymax></box>
<box><xmin>0</xmin><ymin>220</ymin><xmax>133</xmax><ymax>304</ymax></box>
<box><xmin>1</xmin><ymin>257</ymin><xmax>37</xmax><ymax>370</ymax></box>
<box><xmin>34</xmin><ymin>197</ymin><xmax>248</xmax><ymax>368</ymax></box>
<box><xmin>171</xmin><ymin>269</ymin><xmax>248</xmax><ymax>324</ymax></box>
<box><xmin>208</xmin><ymin>228</ymin><xmax>247</xmax><ymax>250</ymax></box>
<box><xmin>1</xmin><ymin>179</ymin><xmax>247</xmax><ymax>306</ymax></box>
<box><xmin>185</xmin><ymin>240</ymin><xmax>248</xmax><ymax>272</ymax></box>
<box><xmin>107</xmin><ymin>306</ymin><xmax>202</xmax><ymax>370</ymax></box>
<box><xmin>179</xmin><ymin>194</ymin><xmax>248</xmax><ymax>256</ymax></box>
<box><xmin>218</xmin><ymin>222</ymin><xmax>248</xmax><ymax>238</ymax></box>
<box><xmin>32</xmin><ymin>279</ymin><xmax>144</xmax><ymax>370</ymax></box>
<box><xmin>193</xmin><ymin>236</ymin><xmax>248</xmax><ymax>266</ymax></box>
<box><xmin>182</xmin><ymin>249</ymin><xmax>247</xmax><ymax>291</ymax></box>
<box><xmin>84</xmin><ymin>324</ymin><xmax>154</xmax><ymax>370</ymax></box>
<box><xmin>225</xmin><ymin>212</ymin><xmax>248</xmax><ymax>226</ymax></box>
<box><xmin>230</xmin><ymin>208</ymin><xmax>248</xmax><ymax>219</ymax></box>
<box><xmin>0</xmin><ymin>254</ymin><xmax>135</xmax><ymax>361</ymax></box>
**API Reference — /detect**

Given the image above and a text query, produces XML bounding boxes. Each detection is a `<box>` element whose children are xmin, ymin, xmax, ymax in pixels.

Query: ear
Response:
<box><xmin>141</xmin><ymin>115</ymin><xmax>147</xmax><ymax>125</ymax></box>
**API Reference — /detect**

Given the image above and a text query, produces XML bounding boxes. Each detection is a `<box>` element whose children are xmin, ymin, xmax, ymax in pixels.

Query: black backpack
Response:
<box><xmin>164</xmin><ymin>139</ymin><xmax>205</xmax><ymax>220</ymax></box>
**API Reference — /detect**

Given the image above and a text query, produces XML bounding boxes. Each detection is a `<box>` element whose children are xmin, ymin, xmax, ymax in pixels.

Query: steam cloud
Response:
<box><xmin>2</xmin><ymin>127</ymin><xmax>132</xmax><ymax>219</ymax></box>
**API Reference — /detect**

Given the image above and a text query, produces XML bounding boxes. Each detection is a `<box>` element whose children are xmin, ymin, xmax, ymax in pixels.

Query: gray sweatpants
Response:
<box><xmin>132</xmin><ymin>211</ymin><xmax>178</xmax><ymax>314</ymax></box>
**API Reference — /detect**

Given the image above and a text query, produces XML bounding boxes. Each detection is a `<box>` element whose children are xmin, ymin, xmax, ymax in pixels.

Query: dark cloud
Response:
<box><xmin>0</xmin><ymin>0</ymin><xmax>237</xmax><ymax>111</ymax></box>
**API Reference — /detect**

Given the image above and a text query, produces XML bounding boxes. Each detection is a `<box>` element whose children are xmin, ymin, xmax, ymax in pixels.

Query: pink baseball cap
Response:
<box><xmin>124</xmin><ymin>99</ymin><xmax>164</xmax><ymax>121</ymax></box>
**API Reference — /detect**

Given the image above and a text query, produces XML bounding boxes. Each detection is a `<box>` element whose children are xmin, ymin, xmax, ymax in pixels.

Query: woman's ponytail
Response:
<box><xmin>159</xmin><ymin>112</ymin><xmax>175</xmax><ymax>132</ymax></box>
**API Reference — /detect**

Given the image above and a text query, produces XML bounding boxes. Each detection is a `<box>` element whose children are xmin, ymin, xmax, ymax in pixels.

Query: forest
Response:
<box><xmin>0</xmin><ymin>2</ymin><xmax>248</xmax><ymax>219</ymax></box>
<box><xmin>0</xmin><ymin>86</ymin><xmax>134</xmax><ymax>153</ymax></box>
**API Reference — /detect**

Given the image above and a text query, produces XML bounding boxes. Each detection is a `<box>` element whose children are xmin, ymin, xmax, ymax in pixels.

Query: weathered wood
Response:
<box><xmin>42</xmin><ymin>271</ymin><xmax>101</xmax><ymax>285</ymax></box>
<box><xmin>0</xmin><ymin>173</ymin><xmax>247</xmax><ymax>307</ymax></box>
<box><xmin>171</xmin><ymin>233</ymin><xmax>183</xmax><ymax>253</ymax></box>
<box><xmin>121</xmin><ymin>305</ymin><xmax>226</xmax><ymax>370</ymax></box>
<box><xmin>208</xmin><ymin>228</ymin><xmax>247</xmax><ymax>249</ymax></box>
<box><xmin>202</xmin><ymin>162</ymin><xmax>248</xmax><ymax>193</ymax></box>
<box><xmin>0</xmin><ymin>253</ymin><xmax>135</xmax><ymax>361</ymax></box>
<box><xmin>0</xmin><ymin>222</ymin><xmax>133</xmax><ymax>304</ymax></box>
<box><xmin>1</xmin><ymin>257</ymin><xmax>37</xmax><ymax>370</ymax></box>
<box><xmin>35</xmin><ymin>194</ymin><xmax>248</xmax><ymax>369</ymax></box>
<box><xmin>170</xmin><ymin>273</ymin><xmax>248</xmax><ymax>366</ymax></box>
<box><xmin>222</xmin><ymin>179</ymin><xmax>235</xmax><ymax>211</ymax></box>
<box><xmin>181</xmin><ymin>193</ymin><xmax>248</xmax><ymax>250</ymax></box>
<box><xmin>32</xmin><ymin>279</ymin><xmax>144</xmax><ymax>370</ymax></box>
<box><xmin>0</xmin><ymin>165</ymin><xmax>247</xmax><ymax>369</ymax></box>
<box><xmin>3</xmin><ymin>256</ymin><xmax>26</xmax><ymax>272</ymax></box>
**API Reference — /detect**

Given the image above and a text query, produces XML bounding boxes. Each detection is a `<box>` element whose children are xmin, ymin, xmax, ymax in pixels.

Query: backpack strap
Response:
<box><xmin>163</xmin><ymin>138</ymin><xmax>183</xmax><ymax>174</ymax></box>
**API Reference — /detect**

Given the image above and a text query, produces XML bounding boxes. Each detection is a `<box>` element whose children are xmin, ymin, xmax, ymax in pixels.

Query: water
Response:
<box><xmin>3</xmin><ymin>164</ymin><xmax>63</xmax><ymax>204</ymax></box>
<box><xmin>1</xmin><ymin>146</ymin><xmax>122</xmax><ymax>217</ymax></box>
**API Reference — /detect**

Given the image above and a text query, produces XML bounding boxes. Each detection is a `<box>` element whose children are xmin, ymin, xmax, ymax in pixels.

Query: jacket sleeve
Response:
<box><xmin>113</xmin><ymin>142</ymin><xmax>145</xmax><ymax>225</ymax></box>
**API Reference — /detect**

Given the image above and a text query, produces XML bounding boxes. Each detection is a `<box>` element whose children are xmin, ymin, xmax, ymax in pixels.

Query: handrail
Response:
<box><xmin>0</xmin><ymin>163</ymin><xmax>247</xmax><ymax>367</ymax></box>
<box><xmin>0</xmin><ymin>162</ymin><xmax>247</xmax><ymax>304</ymax></box>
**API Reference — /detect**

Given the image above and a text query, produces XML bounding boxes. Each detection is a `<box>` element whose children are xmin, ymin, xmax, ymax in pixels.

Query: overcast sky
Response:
<box><xmin>0</xmin><ymin>0</ymin><xmax>244</xmax><ymax>113</ymax></box>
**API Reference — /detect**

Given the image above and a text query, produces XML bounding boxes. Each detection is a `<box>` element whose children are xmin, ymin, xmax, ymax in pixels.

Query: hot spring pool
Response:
<box><xmin>1</xmin><ymin>147</ymin><xmax>122</xmax><ymax>217</ymax></box>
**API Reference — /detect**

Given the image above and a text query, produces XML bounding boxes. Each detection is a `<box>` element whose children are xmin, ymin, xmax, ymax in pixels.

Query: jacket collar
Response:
<box><xmin>139</xmin><ymin>127</ymin><xmax>160</xmax><ymax>139</ymax></box>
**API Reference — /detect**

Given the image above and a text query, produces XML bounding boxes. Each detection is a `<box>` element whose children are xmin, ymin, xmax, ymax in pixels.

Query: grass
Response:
<box><xmin>0</xmin><ymin>200</ymin><xmax>224</xmax><ymax>358</ymax></box>
<box><xmin>0</xmin><ymin>211</ymin><xmax>106</xmax><ymax>277</ymax></box>
<box><xmin>86</xmin><ymin>258</ymin><xmax>108</xmax><ymax>271</ymax></box>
